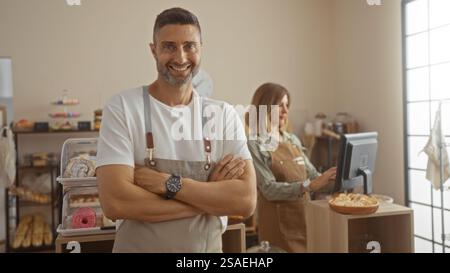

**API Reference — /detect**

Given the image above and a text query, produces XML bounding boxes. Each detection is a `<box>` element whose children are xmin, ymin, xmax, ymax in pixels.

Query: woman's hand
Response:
<box><xmin>208</xmin><ymin>154</ymin><xmax>246</xmax><ymax>182</ymax></box>
<box><xmin>134</xmin><ymin>165</ymin><xmax>170</xmax><ymax>195</ymax></box>
<box><xmin>310</xmin><ymin>167</ymin><xmax>337</xmax><ymax>192</ymax></box>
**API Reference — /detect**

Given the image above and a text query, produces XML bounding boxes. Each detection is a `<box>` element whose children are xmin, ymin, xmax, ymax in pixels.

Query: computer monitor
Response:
<box><xmin>333</xmin><ymin>132</ymin><xmax>378</xmax><ymax>194</ymax></box>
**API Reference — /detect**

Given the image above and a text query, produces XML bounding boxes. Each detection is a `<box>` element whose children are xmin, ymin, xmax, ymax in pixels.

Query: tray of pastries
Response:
<box><xmin>328</xmin><ymin>193</ymin><xmax>379</xmax><ymax>215</ymax></box>
<box><xmin>69</xmin><ymin>193</ymin><xmax>100</xmax><ymax>208</ymax></box>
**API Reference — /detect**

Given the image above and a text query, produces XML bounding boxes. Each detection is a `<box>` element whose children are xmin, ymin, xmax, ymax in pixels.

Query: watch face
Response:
<box><xmin>167</xmin><ymin>176</ymin><xmax>181</xmax><ymax>193</ymax></box>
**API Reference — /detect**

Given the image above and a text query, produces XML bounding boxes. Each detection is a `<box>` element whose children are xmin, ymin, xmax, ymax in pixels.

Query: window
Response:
<box><xmin>403</xmin><ymin>0</ymin><xmax>450</xmax><ymax>253</ymax></box>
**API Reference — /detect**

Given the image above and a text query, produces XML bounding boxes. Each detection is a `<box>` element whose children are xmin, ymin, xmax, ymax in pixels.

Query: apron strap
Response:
<box><xmin>143</xmin><ymin>86</ymin><xmax>154</xmax><ymax>148</ymax></box>
<box><xmin>143</xmin><ymin>87</ymin><xmax>156</xmax><ymax>166</ymax></box>
<box><xmin>203</xmin><ymin>137</ymin><xmax>211</xmax><ymax>170</ymax></box>
<box><xmin>200</xmin><ymin>97</ymin><xmax>212</xmax><ymax>170</ymax></box>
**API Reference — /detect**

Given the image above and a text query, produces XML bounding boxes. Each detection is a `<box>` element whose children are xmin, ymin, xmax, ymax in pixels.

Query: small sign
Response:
<box><xmin>367</xmin><ymin>241</ymin><xmax>381</xmax><ymax>253</ymax></box>
<box><xmin>67</xmin><ymin>241</ymin><xmax>81</xmax><ymax>253</ymax></box>
<box><xmin>367</xmin><ymin>0</ymin><xmax>382</xmax><ymax>6</ymax></box>
<box><xmin>78</xmin><ymin>121</ymin><xmax>91</xmax><ymax>131</ymax></box>
<box><xmin>66</xmin><ymin>0</ymin><xmax>81</xmax><ymax>6</ymax></box>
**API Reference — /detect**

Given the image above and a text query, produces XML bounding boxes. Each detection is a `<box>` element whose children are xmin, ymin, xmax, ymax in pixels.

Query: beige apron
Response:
<box><xmin>112</xmin><ymin>87</ymin><xmax>222</xmax><ymax>253</ymax></box>
<box><xmin>257</xmin><ymin>134</ymin><xmax>308</xmax><ymax>253</ymax></box>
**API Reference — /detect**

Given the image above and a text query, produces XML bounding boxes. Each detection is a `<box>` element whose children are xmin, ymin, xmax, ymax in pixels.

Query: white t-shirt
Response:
<box><xmin>96</xmin><ymin>86</ymin><xmax>252</xmax><ymax>231</ymax></box>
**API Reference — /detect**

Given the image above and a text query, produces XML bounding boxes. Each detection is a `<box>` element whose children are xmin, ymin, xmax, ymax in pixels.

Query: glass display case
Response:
<box><xmin>56</xmin><ymin>138</ymin><xmax>115</xmax><ymax>237</ymax></box>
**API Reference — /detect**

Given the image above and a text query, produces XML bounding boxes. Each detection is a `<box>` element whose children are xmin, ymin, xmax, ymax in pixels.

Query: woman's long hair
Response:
<box><xmin>245</xmin><ymin>82</ymin><xmax>291</xmax><ymax>136</ymax></box>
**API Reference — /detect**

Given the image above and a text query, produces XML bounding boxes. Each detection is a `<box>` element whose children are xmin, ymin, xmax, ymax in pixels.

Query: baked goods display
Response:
<box><xmin>71</xmin><ymin>207</ymin><xmax>97</xmax><ymax>229</ymax></box>
<box><xmin>70</xmin><ymin>193</ymin><xmax>100</xmax><ymax>208</ymax></box>
<box><xmin>94</xmin><ymin>109</ymin><xmax>102</xmax><ymax>130</ymax></box>
<box><xmin>329</xmin><ymin>193</ymin><xmax>379</xmax><ymax>215</ymax></box>
<box><xmin>9</xmin><ymin>185</ymin><xmax>51</xmax><ymax>204</ymax></box>
<box><xmin>12</xmin><ymin>215</ymin><xmax>33</xmax><ymax>249</ymax></box>
<box><xmin>65</xmin><ymin>208</ymin><xmax>114</xmax><ymax>230</ymax></box>
<box><xmin>22</xmin><ymin>152</ymin><xmax>59</xmax><ymax>167</ymax></box>
<box><xmin>50</xmin><ymin>121</ymin><xmax>74</xmax><ymax>131</ymax></box>
<box><xmin>52</xmin><ymin>98</ymin><xmax>79</xmax><ymax>105</ymax></box>
<box><xmin>58</xmin><ymin>138</ymin><xmax>115</xmax><ymax>236</ymax></box>
<box><xmin>12</xmin><ymin>214</ymin><xmax>53</xmax><ymax>249</ymax></box>
<box><xmin>49</xmin><ymin>112</ymin><xmax>81</xmax><ymax>118</ymax></box>
<box><xmin>63</xmin><ymin>154</ymin><xmax>96</xmax><ymax>178</ymax></box>
<box><xmin>14</xmin><ymin>119</ymin><xmax>34</xmax><ymax>131</ymax></box>
<box><xmin>49</xmin><ymin>90</ymin><xmax>80</xmax><ymax>131</ymax></box>
<box><xmin>102</xmin><ymin>215</ymin><xmax>115</xmax><ymax>227</ymax></box>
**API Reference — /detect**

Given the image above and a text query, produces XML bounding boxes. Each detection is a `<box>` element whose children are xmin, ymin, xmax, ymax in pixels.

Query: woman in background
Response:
<box><xmin>246</xmin><ymin>83</ymin><xmax>336</xmax><ymax>253</ymax></box>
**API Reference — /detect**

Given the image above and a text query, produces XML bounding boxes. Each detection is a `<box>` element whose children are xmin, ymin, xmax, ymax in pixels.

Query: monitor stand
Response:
<box><xmin>340</xmin><ymin>168</ymin><xmax>373</xmax><ymax>194</ymax></box>
<box><xmin>357</xmin><ymin>168</ymin><xmax>373</xmax><ymax>194</ymax></box>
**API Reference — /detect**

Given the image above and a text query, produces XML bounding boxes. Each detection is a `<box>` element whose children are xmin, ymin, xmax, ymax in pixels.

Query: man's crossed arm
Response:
<box><xmin>97</xmin><ymin>155</ymin><xmax>257</xmax><ymax>223</ymax></box>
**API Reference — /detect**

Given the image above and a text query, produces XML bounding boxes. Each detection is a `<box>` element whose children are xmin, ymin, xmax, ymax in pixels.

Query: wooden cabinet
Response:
<box><xmin>305</xmin><ymin>200</ymin><xmax>414</xmax><ymax>253</ymax></box>
<box><xmin>55</xmin><ymin>223</ymin><xmax>247</xmax><ymax>253</ymax></box>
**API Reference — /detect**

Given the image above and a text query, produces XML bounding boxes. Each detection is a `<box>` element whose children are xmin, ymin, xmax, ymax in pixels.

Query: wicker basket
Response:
<box><xmin>328</xmin><ymin>200</ymin><xmax>379</xmax><ymax>215</ymax></box>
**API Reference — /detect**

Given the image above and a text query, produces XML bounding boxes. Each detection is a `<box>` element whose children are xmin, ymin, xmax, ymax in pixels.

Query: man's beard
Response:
<box><xmin>157</xmin><ymin>60</ymin><xmax>201</xmax><ymax>86</ymax></box>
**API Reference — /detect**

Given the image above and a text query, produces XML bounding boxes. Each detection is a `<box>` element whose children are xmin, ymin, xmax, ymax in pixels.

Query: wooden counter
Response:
<box><xmin>55</xmin><ymin>223</ymin><xmax>246</xmax><ymax>253</ymax></box>
<box><xmin>305</xmin><ymin>200</ymin><xmax>414</xmax><ymax>253</ymax></box>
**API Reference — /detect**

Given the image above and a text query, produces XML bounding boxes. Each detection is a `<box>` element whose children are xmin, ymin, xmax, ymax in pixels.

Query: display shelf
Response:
<box><xmin>13</xmin><ymin>129</ymin><xmax>98</xmax><ymax>135</ymax></box>
<box><xmin>51</xmin><ymin>102</ymin><xmax>79</xmax><ymax>106</ymax></box>
<box><xmin>48</xmin><ymin>113</ymin><xmax>81</xmax><ymax>119</ymax></box>
<box><xmin>17</xmin><ymin>201</ymin><xmax>54</xmax><ymax>207</ymax></box>
<box><xmin>9</xmin><ymin>244</ymin><xmax>56</xmax><ymax>253</ymax></box>
<box><xmin>5</xmin><ymin>124</ymin><xmax>100</xmax><ymax>253</ymax></box>
<box><xmin>18</xmin><ymin>165</ymin><xmax>59</xmax><ymax>171</ymax></box>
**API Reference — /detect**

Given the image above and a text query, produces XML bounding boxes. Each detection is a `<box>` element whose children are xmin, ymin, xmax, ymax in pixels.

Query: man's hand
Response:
<box><xmin>134</xmin><ymin>165</ymin><xmax>170</xmax><ymax>195</ymax></box>
<box><xmin>310</xmin><ymin>167</ymin><xmax>337</xmax><ymax>192</ymax></box>
<box><xmin>208</xmin><ymin>154</ymin><xmax>246</xmax><ymax>182</ymax></box>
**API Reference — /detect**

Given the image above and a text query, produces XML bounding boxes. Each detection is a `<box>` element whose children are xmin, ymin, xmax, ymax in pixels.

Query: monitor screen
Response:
<box><xmin>334</xmin><ymin>132</ymin><xmax>378</xmax><ymax>194</ymax></box>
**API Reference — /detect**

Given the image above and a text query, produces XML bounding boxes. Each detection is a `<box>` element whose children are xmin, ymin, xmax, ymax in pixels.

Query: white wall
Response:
<box><xmin>332</xmin><ymin>0</ymin><xmax>404</xmax><ymax>204</ymax></box>
<box><xmin>0</xmin><ymin>0</ymin><xmax>335</xmax><ymax>134</ymax></box>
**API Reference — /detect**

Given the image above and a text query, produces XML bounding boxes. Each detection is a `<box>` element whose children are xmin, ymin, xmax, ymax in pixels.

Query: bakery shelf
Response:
<box><xmin>17</xmin><ymin>199</ymin><xmax>58</xmax><ymax>208</ymax></box>
<box><xmin>51</xmin><ymin>102</ymin><xmax>79</xmax><ymax>106</ymax></box>
<box><xmin>49</xmin><ymin>113</ymin><xmax>81</xmax><ymax>118</ymax></box>
<box><xmin>57</xmin><ymin>177</ymin><xmax>97</xmax><ymax>188</ymax></box>
<box><xmin>18</xmin><ymin>165</ymin><xmax>59</xmax><ymax>171</ymax></box>
<box><xmin>18</xmin><ymin>201</ymin><xmax>53</xmax><ymax>207</ymax></box>
<box><xmin>9</xmin><ymin>244</ymin><xmax>56</xmax><ymax>253</ymax></box>
<box><xmin>4</xmin><ymin>131</ymin><xmax>101</xmax><ymax>253</ymax></box>
<box><xmin>57</xmin><ymin>224</ymin><xmax>115</xmax><ymax>237</ymax></box>
<box><xmin>69</xmin><ymin>202</ymin><xmax>100</xmax><ymax>209</ymax></box>
<box><xmin>13</xmin><ymin>129</ymin><xmax>99</xmax><ymax>135</ymax></box>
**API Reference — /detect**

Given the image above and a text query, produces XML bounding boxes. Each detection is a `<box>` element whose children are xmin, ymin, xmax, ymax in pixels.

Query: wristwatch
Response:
<box><xmin>302</xmin><ymin>179</ymin><xmax>312</xmax><ymax>192</ymax></box>
<box><xmin>165</xmin><ymin>174</ymin><xmax>182</xmax><ymax>199</ymax></box>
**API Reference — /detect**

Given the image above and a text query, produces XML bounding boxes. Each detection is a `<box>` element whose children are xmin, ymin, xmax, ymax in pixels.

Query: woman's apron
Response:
<box><xmin>113</xmin><ymin>87</ymin><xmax>223</xmax><ymax>253</ymax></box>
<box><xmin>257</xmin><ymin>135</ymin><xmax>309</xmax><ymax>253</ymax></box>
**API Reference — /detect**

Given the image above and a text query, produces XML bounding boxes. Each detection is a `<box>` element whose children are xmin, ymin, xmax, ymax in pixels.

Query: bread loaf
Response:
<box><xmin>12</xmin><ymin>216</ymin><xmax>33</xmax><ymax>249</ymax></box>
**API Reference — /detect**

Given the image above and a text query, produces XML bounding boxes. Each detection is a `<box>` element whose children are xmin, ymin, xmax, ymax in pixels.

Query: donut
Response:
<box><xmin>71</xmin><ymin>207</ymin><xmax>97</xmax><ymax>229</ymax></box>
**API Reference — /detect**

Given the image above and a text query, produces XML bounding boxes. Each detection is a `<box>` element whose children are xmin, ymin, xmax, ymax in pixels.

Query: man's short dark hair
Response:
<box><xmin>153</xmin><ymin>7</ymin><xmax>202</xmax><ymax>42</ymax></box>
